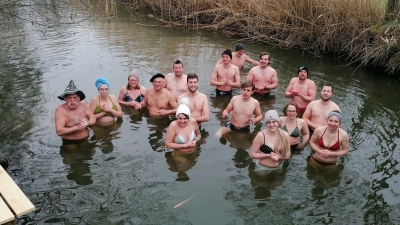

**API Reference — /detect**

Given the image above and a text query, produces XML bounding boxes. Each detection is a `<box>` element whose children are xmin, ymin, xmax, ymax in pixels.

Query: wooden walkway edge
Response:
<box><xmin>0</xmin><ymin>166</ymin><xmax>35</xmax><ymax>224</ymax></box>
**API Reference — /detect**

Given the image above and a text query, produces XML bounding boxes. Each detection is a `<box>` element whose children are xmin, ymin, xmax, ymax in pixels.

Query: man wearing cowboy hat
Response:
<box><xmin>55</xmin><ymin>80</ymin><xmax>96</xmax><ymax>141</ymax></box>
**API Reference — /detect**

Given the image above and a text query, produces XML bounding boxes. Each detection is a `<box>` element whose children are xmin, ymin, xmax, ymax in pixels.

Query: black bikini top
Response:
<box><xmin>259</xmin><ymin>131</ymin><xmax>274</xmax><ymax>154</ymax></box>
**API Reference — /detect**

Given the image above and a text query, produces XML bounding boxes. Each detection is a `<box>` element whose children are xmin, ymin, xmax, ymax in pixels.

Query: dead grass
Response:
<box><xmin>123</xmin><ymin>0</ymin><xmax>400</xmax><ymax>74</ymax></box>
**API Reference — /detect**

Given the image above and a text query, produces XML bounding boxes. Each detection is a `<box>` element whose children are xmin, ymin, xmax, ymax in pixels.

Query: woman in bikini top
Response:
<box><xmin>118</xmin><ymin>69</ymin><xmax>147</xmax><ymax>108</ymax></box>
<box><xmin>309</xmin><ymin>111</ymin><xmax>350</xmax><ymax>164</ymax></box>
<box><xmin>250</xmin><ymin>110</ymin><xmax>291</xmax><ymax>168</ymax></box>
<box><xmin>89</xmin><ymin>78</ymin><xmax>122</xmax><ymax>125</ymax></box>
<box><xmin>165</xmin><ymin>103</ymin><xmax>201</xmax><ymax>151</ymax></box>
<box><xmin>279</xmin><ymin>103</ymin><xmax>310</xmax><ymax>150</ymax></box>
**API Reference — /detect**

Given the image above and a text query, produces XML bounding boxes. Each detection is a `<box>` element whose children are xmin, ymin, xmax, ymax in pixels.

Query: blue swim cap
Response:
<box><xmin>95</xmin><ymin>77</ymin><xmax>110</xmax><ymax>89</ymax></box>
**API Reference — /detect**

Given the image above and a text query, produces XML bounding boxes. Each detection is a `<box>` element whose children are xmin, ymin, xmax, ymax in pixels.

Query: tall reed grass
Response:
<box><xmin>123</xmin><ymin>0</ymin><xmax>399</xmax><ymax>74</ymax></box>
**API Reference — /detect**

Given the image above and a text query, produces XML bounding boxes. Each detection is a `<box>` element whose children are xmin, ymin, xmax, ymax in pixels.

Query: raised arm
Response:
<box><xmin>109</xmin><ymin>95</ymin><xmax>123</xmax><ymax>118</ymax></box>
<box><xmin>266</xmin><ymin>70</ymin><xmax>278</xmax><ymax>90</ymax></box>
<box><xmin>245</xmin><ymin>55</ymin><xmax>260</xmax><ymax>66</ymax></box>
<box><xmin>89</xmin><ymin>96</ymin><xmax>106</xmax><ymax>120</ymax></box>
<box><xmin>251</xmin><ymin>101</ymin><xmax>263</xmax><ymax>124</ymax></box>
<box><xmin>297</xmin><ymin>81</ymin><xmax>316</xmax><ymax>102</ymax></box>
<box><xmin>55</xmin><ymin>107</ymin><xmax>85</xmax><ymax>136</ymax></box>
<box><xmin>284</xmin><ymin>78</ymin><xmax>295</xmax><ymax>98</ymax></box>
<box><xmin>230</xmin><ymin>66</ymin><xmax>241</xmax><ymax>88</ymax></box>
<box><xmin>222</xmin><ymin>98</ymin><xmax>235</xmax><ymax>118</ymax></box>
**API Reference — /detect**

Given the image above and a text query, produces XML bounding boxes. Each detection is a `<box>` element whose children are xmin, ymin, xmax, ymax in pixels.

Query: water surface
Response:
<box><xmin>1</xmin><ymin>2</ymin><xmax>400</xmax><ymax>225</ymax></box>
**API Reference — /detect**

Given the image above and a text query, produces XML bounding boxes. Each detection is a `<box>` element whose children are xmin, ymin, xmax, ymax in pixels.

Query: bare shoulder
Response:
<box><xmin>297</xmin><ymin>118</ymin><xmax>307</xmax><ymax>126</ymax></box>
<box><xmin>307</xmin><ymin>79</ymin><xmax>316</xmax><ymax>85</ymax></box>
<box><xmin>314</xmin><ymin>126</ymin><xmax>326</xmax><ymax>134</ymax></box>
<box><xmin>140</xmin><ymin>86</ymin><xmax>147</xmax><ymax>91</ymax></box>
<box><xmin>198</xmin><ymin>92</ymin><xmax>208</xmax><ymax>100</ymax></box>
<box><xmin>109</xmin><ymin>95</ymin><xmax>118</xmax><ymax>100</ymax></box>
<box><xmin>290</xmin><ymin>77</ymin><xmax>298</xmax><ymax>83</ymax></box>
<box><xmin>251</xmin><ymin>97</ymin><xmax>260</xmax><ymax>105</ymax></box>
<box><xmin>165</xmin><ymin>73</ymin><xmax>174</xmax><ymax>78</ymax></box>
<box><xmin>55</xmin><ymin>104</ymin><xmax>66</xmax><ymax>113</ymax></box>
<box><xmin>120</xmin><ymin>85</ymin><xmax>128</xmax><ymax>91</ymax></box>
<box><xmin>339</xmin><ymin>128</ymin><xmax>349</xmax><ymax>137</ymax></box>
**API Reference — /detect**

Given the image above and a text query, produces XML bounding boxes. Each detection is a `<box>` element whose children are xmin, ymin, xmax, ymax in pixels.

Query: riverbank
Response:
<box><xmin>122</xmin><ymin>0</ymin><xmax>399</xmax><ymax>75</ymax></box>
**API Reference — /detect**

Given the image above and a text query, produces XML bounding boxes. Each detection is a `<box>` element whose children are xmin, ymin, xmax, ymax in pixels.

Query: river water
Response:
<box><xmin>1</xmin><ymin>2</ymin><xmax>400</xmax><ymax>225</ymax></box>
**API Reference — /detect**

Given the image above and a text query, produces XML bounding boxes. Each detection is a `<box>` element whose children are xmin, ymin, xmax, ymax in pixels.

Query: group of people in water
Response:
<box><xmin>54</xmin><ymin>42</ymin><xmax>349</xmax><ymax>176</ymax></box>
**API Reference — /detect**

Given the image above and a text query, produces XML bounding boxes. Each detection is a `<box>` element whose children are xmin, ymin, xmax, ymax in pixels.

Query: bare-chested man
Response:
<box><xmin>55</xmin><ymin>80</ymin><xmax>96</xmax><ymax>141</ymax></box>
<box><xmin>135</xmin><ymin>73</ymin><xmax>177</xmax><ymax>117</ymax></box>
<box><xmin>284</xmin><ymin>66</ymin><xmax>316</xmax><ymax>115</ymax></box>
<box><xmin>210</xmin><ymin>49</ymin><xmax>241</xmax><ymax>96</ymax></box>
<box><xmin>177</xmin><ymin>73</ymin><xmax>210</xmax><ymax>128</ymax></box>
<box><xmin>216</xmin><ymin>43</ymin><xmax>259</xmax><ymax>69</ymax></box>
<box><xmin>246</xmin><ymin>52</ymin><xmax>278</xmax><ymax>96</ymax></box>
<box><xmin>165</xmin><ymin>60</ymin><xmax>188</xmax><ymax>100</ymax></box>
<box><xmin>302</xmin><ymin>84</ymin><xmax>341</xmax><ymax>131</ymax></box>
<box><xmin>215</xmin><ymin>81</ymin><xmax>263</xmax><ymax>137</ymax></box>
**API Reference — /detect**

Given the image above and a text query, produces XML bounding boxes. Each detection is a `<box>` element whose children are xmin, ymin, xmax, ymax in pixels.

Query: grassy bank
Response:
<box><xmin>122</xmin><ymin>0</ymin><xmax>400</xmax><ymax>74</ymax></box>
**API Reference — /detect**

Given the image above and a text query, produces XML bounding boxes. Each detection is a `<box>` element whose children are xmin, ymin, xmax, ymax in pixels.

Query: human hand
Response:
<box><xmin>320</xmin><ymin>149</ymin><xmax>330</xmax><ymax>158</ymax></box>
<box><xmin>79</xmin><ymin>119</ymin><xmax>89</xmax><ymax>130</ymax></box>
<box><xmin>222</xmin><ymin>110</ymin><xmax>229</xmax><ymax>118</ymax></box>
<box><xmin>296</xmin><ymin>143</ymin><xmax>306</xmax><ymax>150</ymax></box>
<box><xmin>135</xmin><ymin>103</ymin><xmax>142</xmax><ymax>110</ymax></box>
<box><xmin>102</xmin><ymin>104</ymin><xmax>111</xmax><ymax>112</ymax></box>
<box><xmin>250</xmin><ymin>118</ymin><xmax>257</xmax><ymax>125</ymax></box>
<box><xmin>291</xmin><ymin>89</ymin><xmax>299</xmax><ymax>96</ymax></box>
<box><xmin>130</xmin><ymin>101</ymin><xmax>137</xmax><ymax>107</ymax></box>
<box><xmin>188</xmin><ymin>140</ymin><xmax>197</xmax><ymax>147</ymax></box>
<box><xmin>270</xmin><ymin>152</ymin><xmax>280</xmax><ymax>161</ymax></box>
<box><xmin>159</xmin><ymin>109</ymin><xmax>167</xmax><ymax>115</ymax></box>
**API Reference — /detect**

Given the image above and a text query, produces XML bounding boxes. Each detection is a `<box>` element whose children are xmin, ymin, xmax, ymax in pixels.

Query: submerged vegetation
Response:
<box><xmin>123</xmin><ymin>0</ymin><xmax>400</xmax><ymax>74</ymax></box>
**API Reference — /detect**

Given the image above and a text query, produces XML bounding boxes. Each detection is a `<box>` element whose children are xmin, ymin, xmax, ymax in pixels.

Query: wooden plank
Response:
<box><xmin>0</xmin><ymin>166</ymin><xmax>35</xmax><ymax>217</ymax></box>
<box><xmin>0</xmin><ymin>196</ymin><xmax>15</xmax><ymax>224</ymax></box>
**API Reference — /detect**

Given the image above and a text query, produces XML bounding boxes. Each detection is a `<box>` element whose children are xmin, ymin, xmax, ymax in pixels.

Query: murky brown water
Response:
<box><xmin>1</xmin><ymin>1</ymin><xmax>400</xmax><ymax>224</ymax></box>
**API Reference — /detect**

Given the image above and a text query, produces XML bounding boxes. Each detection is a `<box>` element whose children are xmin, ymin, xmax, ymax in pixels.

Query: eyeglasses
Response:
<box><xmin>129</xmin><ymin>79</ymin><xmax>138</xmax><ymax>82</ymax></box>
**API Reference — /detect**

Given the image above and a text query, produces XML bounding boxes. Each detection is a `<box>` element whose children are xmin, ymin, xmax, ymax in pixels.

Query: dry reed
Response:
<box><xmin>122</xmin><ymin>0</ymin><xmax>399</xmax><ymax>74</ymax></box>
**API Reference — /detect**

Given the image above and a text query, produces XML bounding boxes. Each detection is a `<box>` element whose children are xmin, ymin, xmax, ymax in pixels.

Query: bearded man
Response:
<box><xmin>177</xmin><ymin>73</ymin><xmax>210</xmax><ymax>128</ymax></box>
<box><xmin>302</xmin><ymin>84</ymin><xmax>341</xmax><ymax>132</ymax></box>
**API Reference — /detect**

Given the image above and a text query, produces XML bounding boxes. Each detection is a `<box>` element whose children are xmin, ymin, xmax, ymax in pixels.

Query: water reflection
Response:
<box><xmin>248</xmin><ymin>161</ymin><xmax>288</xmax><ymax>201</ymax></box>
<box><xmin>59</xmin><ymin>140</ymin><xmax>96</xmax><ymax>185</ymax></box>
<box><xmin>306</xmin><ymin>156</ymin><xmax>344</xmax><ymax>197</ymax></box>
<box><xmin>232</xmin><ymin>149</ymin><xmax>252</xmax><ymax>169</ymax></box>
<box><xmin>147</xmin><ymin>115</ymin><xmax>172</xmax><ymax>152</ymax></box>
<box><xmin>164</xmin><ymin>147</ymin><xmax>201</xmax><ymax>182</ymax></box>
<box><xmin>89</xmin><ymin>119</ymin><xmax>122</xmax><ymax>154</ymax></box>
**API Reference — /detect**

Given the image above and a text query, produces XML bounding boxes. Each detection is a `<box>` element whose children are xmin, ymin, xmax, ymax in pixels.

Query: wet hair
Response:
<box><xmin>187</xmin><ymin>73</ymin><xmax>198</xmax><ymax>82</ymax></box>
<box><xmin>321</xmin><ymin>84</ymin><xmax>334</xmax><ymax>93</ymax></box>
<box><xmin>173</xmin><ymin>60</ymin><xmax>184</xmax><ymax>68</ymax></box>
<box><xmin>282</xmin><ymin>102</ymin><xmax>299</xmax><ymax>116</ymax></box>
<box><xmin>241</xmin><ymin>80</ymin><xmax>255</xmax><ymax>91</ymax></box>
<box><xmin>259</xmin><ymin>52</ymin><xmax>271</xmax><ymax>65</ymax></box>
